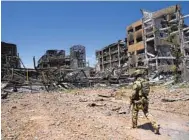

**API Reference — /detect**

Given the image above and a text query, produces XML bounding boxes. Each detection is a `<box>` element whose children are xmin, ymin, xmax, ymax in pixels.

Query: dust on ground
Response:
<box><xmin>1</xmin><ymin>87</ymin><xmax>189</xmax><ymax>140</ymax></box>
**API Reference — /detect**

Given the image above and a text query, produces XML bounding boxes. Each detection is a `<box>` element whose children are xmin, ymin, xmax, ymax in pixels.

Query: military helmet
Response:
<box><xmin>132</xmin><ymin>69</ymin><xmax>143</xmax><ymax>77</ymax></box>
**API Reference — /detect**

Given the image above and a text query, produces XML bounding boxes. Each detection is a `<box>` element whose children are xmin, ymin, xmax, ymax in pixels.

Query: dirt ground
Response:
<box><xmin>1</xmin><ymin>86</ymin><xmax>189</xmax><ymax>140</ymax></box>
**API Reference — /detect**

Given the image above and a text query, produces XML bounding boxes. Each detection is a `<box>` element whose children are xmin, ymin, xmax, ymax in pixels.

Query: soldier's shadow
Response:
<box><xmin>137</xmin><ymin>122</ymin><xmax>154</xmax><ymax>132</ymax></box>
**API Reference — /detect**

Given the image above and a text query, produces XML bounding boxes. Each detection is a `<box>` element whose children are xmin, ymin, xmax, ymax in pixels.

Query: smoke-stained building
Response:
<box><xmin>70</xmin><ymin>45</ymin><xmax>86</xmax><ymax>69</ymax></box>
<box><xmin>95</xmin><ymin>40</ymin><xmax>127</xmax><ymax>72</ymax></box>
<box><xmin>126</xmin><ymin>5</ymin><xmax>189</xmax><ymax>77</ymax></box>
<box><xmin>38</xmin><ymin>49</ymin><xmax>70</xmax><ymax>68</ymax></box>
<box><xmin>1</xmin><ymin>41</ymin><xmax>21</xmax><ymax>69</ymax></box>
<box><xmin>37</xmin><ymin>45</ymin><xmax>86</xmax><ymax>69</ymax></box>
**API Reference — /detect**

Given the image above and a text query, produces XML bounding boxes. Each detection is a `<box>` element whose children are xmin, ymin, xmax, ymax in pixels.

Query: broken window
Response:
<box><xmin>112</xmin><ymin>54</ymin><xmax>118</xmax><ymax>60</ymax></box>
<box><xmin>129</xmin><ymin>40</ymin><xmax>134</xmax><ymax>45</ymax></box>
<box><xmin>146</xmin><ymin>40</ymin><xmax>155</xmax><ymax>54</ymax></box>
<box><xmin>170</xmin><ymin>25</ymin><xmax>178</xmax><ymax>32</ymax></box>
<box><xmin>128</xmin><ymin>28</ymin><xmax>134</xmax><ymax>34</ymax></box>
<box><xmin>103</xmin><ymin>57</ymin><xmax>106</xmax><ymax>61</ymax></box>
<box><xmin>111</xmin><ymin>46</ymin><xmax>117</xmax><ymax>52</ymax></box>
<box><xmin>161</xmin><ymin>19</ymin><xmax>168</xmax><ymax>28</ymax></box>
<box><xmin>137</xmin><ymin>49</ymin><xmax>145</xmax><ymax>54</ymax></box>
<box><xmin>136</xmin><ymin>37</ymin><xmax>143</xmax><ymax>43</ymax></box>
<box><xmin>135</xmin><ymin>25</ymin><xmax>142</xmax><ymax>31</ymax></box>
<box><xmin>43</xmin><ymin>64</ymin><xmax>48</xmax><ymax>68</ymax></box>
<box><xmin>138</xmin><ymin>61</ymin><xmax>144</xmax><ymax>66</ymax></box>
<box><xmin>170</xmin><ymin>14</ymin><xmax>176</xmax><ymax>20</ymax></box>
<box><xmin>100</xmin><ymin>65</ymin><xmax>102</xmax><ymax>70</ymax></box>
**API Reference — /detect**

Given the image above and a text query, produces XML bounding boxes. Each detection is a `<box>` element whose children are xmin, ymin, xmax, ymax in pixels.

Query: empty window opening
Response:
<box><xmin>129</xmin><ymin>40</ymin><xmax>134</xmax><ymax>45</ymax></box>
<box><xmin>147</xmin><ymin>40</ymin><xmax>155</xmax><ymax>54</ymax></box>
<box><xmin>135</xmin><ymin>25</ymin><xmax>142</xmax><ymax>31</ymax></box>
<box><xmin>170</xmin><ymin>14</ymin><xmax>176</xmax><ymax>20</ymax></box>
<box><xmin>136</xmin><ymin>37</ymin><xmax>143</xmax><ymax>43</ymax></box>
<box><xmin>138</xmin><ymin>61</ymin><xmax>144</xmax><ymax>66</ymax></box>
<box><xmin>137</xmin><ymin>49</ymin><xmax>145</xmax><ymax>54</ymax></box>
<box><xmin>128</xmin><ymin>28</ymin><xmax>134</xmax><ymax>34</ymax></box>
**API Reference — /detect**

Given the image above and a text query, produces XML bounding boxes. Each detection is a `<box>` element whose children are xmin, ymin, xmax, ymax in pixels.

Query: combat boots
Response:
<box><xmin>153</xmin><ymin>124</ymin><xmax>160</xmax><ymax>134</ymax></box>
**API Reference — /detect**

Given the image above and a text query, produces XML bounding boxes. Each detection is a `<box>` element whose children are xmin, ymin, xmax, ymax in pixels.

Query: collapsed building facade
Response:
<box><xmin>127</xmin><ymin>20</ymin><xmax>144</xmax><ymax>68</ymax></box>
<box><xmin>127</xmin><ymin>5</ymin><xmax>189</xmax><ymax>81</ymax></box>
<box><xmin>96</xmin><ymin>40</ymin><xmax>127</xmax><ymax>72</ymax></box>
<box><xmin>141</xmin><ymin>5</ymin><xmax>189</xmax><ymax>80</ymax></box>
<box><xmin>38</xmin><ymin>45</ymin><xmax>86</xmax><ymax>69</ymax></box>
<box><xmin>70</xmin><ymin>45</ymin><xmax>86</xmax><ymax>69</ymax></box>
<box><xmin>1</xmin><ymin>42</ymin><xmax>40</xmax><ymax>94</ymax></box>
<box><xmin>1</xmin><ymin>42</ymin><xmax>21</xmax><ymax>80</ymax></box>
<box><xmin>1</xmin><ymin>42</ymin><xmax>21</xmax><ymax>69</ymax></box>
<box><xmin>1</xmin><ymin>5</ymin><xmax>189</xmax><ymax>96</ymax></box>
<box><xmin>37</xmin><ymin>50</ymin><xmax>70</xmax><ymax>68</ymax></box>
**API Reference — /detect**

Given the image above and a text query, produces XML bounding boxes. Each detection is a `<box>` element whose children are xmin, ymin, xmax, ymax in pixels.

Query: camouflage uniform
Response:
<box><xmin>130</xmin><ymin>70</ymin><xmax>160</xmax><ymax>134</ymax></box>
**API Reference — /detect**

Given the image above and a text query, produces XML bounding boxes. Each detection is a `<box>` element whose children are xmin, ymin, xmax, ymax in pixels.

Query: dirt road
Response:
<box><xmin>1</xmin><ymin>87</ymin><xmax>189</xmax><ymax>140</ymax></box>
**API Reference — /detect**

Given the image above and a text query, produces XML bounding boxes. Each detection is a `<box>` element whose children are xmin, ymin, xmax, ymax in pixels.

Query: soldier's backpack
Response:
<box><xmin>141</xmin><ymin>80</ymin><xmax>150</xmax><ymax>97</ymax></box>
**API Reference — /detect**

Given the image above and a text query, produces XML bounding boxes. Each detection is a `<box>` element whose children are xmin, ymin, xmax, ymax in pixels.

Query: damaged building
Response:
<box><xmin>141</xmin><ymin>5</ymin><xmax>189</xmax><ymax>80</ymax></box>
<box><xmin>95</xmin><ymin>40</ymin><xmax>127</xmax><ymax>72</ymax></box>
<box><xmin>1</xmin><ymin>41</ymin><xmax>21</xmax><ymax>69</ymax></box>
<box><xmin>127</xmin><ymin>5</ymin><xmax>189</xmax><ymax>80</ymax></box>
<box><xmin>127</xmin><ymin>20</ymin><xmax>144</xmax><ymax>68</ymax></box>
<box><xmin>37</xmin><ymin>50</ymin><xmax>70</xmax><ymax>68</ymax></box>
<box><xmin>70</xmin><ymin>45</ymin><xmax>86</xmax><ymax>69</ymax></box>
<box><xmin>37</xmin><ymin>45</ymin><xmax>87</xmax><ymax>69</ymax></box>
<box><xmin>2</xmin><ymin>5</ymin><xmax>189</xmax><ymax>94</ymax></box>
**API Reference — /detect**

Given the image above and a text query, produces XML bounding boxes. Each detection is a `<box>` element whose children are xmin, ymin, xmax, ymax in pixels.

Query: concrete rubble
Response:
<box><xmin>2</xmin><ymin>4</ymin><xmax>189</xmax><ymax>140</ymax></box>
<box><xmin>2</xmin><ymin>87</ymin><xmax>189</xmax><ymax>140</ymax></box>
<box><xmin>1</xmin><ymin>5</ymin><xmax>189</xmax><ymax>96</ymax></box>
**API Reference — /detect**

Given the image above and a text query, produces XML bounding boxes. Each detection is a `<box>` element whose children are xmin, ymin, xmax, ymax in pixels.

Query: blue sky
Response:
<box><xmin>2</xmin><ymin>1</ymin><xmax>189</xmax><ymax>68</ymax></box>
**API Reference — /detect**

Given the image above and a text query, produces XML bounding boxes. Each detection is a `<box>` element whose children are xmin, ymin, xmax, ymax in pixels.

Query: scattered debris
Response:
<box><xmin>104</xmin><ymin>111</ymin><xmax>112</xmax><ymax>116</ymax></box>
<box><xmin>98</xmin><ymin>94</ymin><xmax>113</xmax><ymax>98</ymax></box>
<box><xmin>161</xmin><ymin>97</ymin><xmax>189</xmax><ymax>102</ymax></box>
<box><xmin>2</xmin><ymin>87</ymin><xmax>189</xmax><ymax>140</ymax></box>
<box><xmin>118</xmin><ymin>110</ymin><xmax>127</xmax><ymax>114</ymax></box>
<box><xmin>1</xmin><ymin>92</ymin><xmax>8</xmax><ymax>99</ymax></box>
<box><xmin>111</xmin><ymin>106</ymin><xmax>121</xmax><ymax>111</ymax></box>
<box><xmin>87</xmin><ymin>103</ymin><xmax>106</xmax><ymax>107</ymax></box>
<box><xmin>98</xmin><ymin>90</ymin><xmax>115</xmax><ymax>98</ymax></box>
<box><xmin>11</xmin><ymin>106</ymin><xmax>17</xmax><ymax>109</ymax></box>
<box><xmin>79</xmin><ymin>98</ymin><xmax>88</xmax><ymax>102</ymax></box>
<box><xmin>94</xmin><ymin>98</ymin><xmax>104</xmax><ymax>101</ymax></box>
<box><xmin>1</xmin><ymin>4</ymin><xmax>189</xmax><ymax>140</ymax></box>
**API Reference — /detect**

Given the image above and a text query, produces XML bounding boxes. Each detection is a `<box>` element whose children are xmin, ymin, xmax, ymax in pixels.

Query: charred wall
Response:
<box><xmin>1</xmin><ymin>41</ymin><xmax>21</xmax><ymax>69</ymax></box>
<box><xmin>70</xmin><ymin>45</ymin><xmax>86</xmax><ymax>69</ymax></box>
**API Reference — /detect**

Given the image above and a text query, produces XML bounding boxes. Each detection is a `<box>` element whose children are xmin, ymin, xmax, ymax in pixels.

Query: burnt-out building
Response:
<box><xmin>70</xmin><ymin>45</ymin><xmax>86</xmax><ymax>69</ymax></box>
<box><xmin>127</xmin><ymin>20</ymin><xmax>145</xmax><ymax>68</ymax></box>
<box><xmin>95</xmin><ymin>40</ymin><xmax>127</xmax><ymax>72</ymax></box>
<box><xmin>1</xmin><ymin>41</ymin><xmax>21</xmax><ymax>68</ymax></box>
<box><xmin>141</xmin><ymin>5</ymin><xmax>189</xmax><ymax>79</ymax></box>
<box><xmin>37</xmin><ymin>49</ymin><xmax>70</xmax><ymax>68</ymax></box>
<box><xmin>126</xmin><ymin>5</ymin><xmax>189</xmax><ymax>77</ymax></box>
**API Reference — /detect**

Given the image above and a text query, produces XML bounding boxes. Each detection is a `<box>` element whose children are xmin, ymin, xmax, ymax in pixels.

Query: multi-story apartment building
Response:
<box><xmin>96</xmin><ymin>40</ymin><xmax>126</xmax><ymax>72</ymax></box>
<box><xmin>127</xmin><ymin>20</ymin><xmax>145</xmax><ymax>68</ymax></box>
<box><xmin>126</xmin><ymin>5</ymin><xmax>189</xmax><ymax>77</ymax></box>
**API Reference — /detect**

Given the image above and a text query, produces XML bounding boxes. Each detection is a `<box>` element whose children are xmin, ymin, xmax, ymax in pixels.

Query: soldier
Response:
<box><xmin>129</xmin><ymin>69</ymin><xmax>160</xmax><ymax>134</ymax></box>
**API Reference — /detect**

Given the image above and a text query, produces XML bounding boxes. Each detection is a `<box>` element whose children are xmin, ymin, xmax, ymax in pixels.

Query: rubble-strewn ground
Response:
<box><xmin>2</xmin><ymin>86</ymin><xmax>189</xmax><ymax>140</ymax></box>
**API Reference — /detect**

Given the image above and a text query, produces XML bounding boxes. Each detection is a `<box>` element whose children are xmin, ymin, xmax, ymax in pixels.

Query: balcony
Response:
<box><xmin>111</xmin><ymin>50</ymin><xmax>118</xmax><ymax>54</ymax></box>
<box><xmin>128</xmin><ymin>42</ymin><xmax>144</xmax><ymax>53</ymax></box>
<box><xmin>103</xmin><ymin>60</ymin><xmax>110</xmax><ymax>64</ymax></box>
